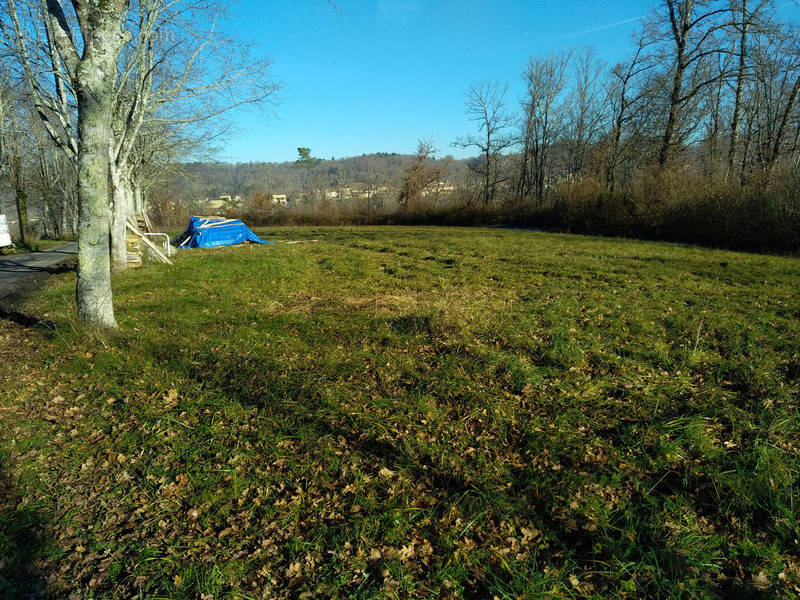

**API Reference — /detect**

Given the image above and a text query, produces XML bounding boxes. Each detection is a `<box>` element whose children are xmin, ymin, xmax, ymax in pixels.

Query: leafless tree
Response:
<box><xmin>701</xmin><ymin>46</ymin><xmax>735</xmax><ymax>173</ymax></box>
<box><xmin>0</xmin><ymin>77</ymin><xmax>32</xmax><ymax>243</ymax></box>
<box><xmin>107</xmin><ymin>0</ymin><xmax>278</xmax><ymax>268</ymax></box>
<box><xmin>751</xmin><ymin>25</ymin><xmax>800</xmax><ymax>173</ymax></box>
<box><xmin>727</xmin><ymin>0</ymin><xmax>774</xmax><ymax>174</ymax></box>
<box><xmin>654</xmin><ymin>0</ymin><xmax>733</xmax><ymax>166</ymax></box>
<box><xmin>518</xmin><ymin>51</ymin><xmax>571</xmax><ymax>202</ymax></box>
<box><xmin>398</xmin><ymin>140</ymin><xmax>450</xmax><ymax>211</ymax></box>
<box><xmin>456</xmin><ymin>81</ymin><xmax>514</xmax><ymax>205</ymax></box>
<box><xmin>564</xmin><ymin>47</ymin><xmax>607</xmax><ymax>177</ymax></box>
<box><xmin>46</xmin><ymin>0</ymin><xmax>129</xmax><ymax>329</ymax></box>
<box><xmin>606</xmin><ymin>30</ymin><xmax>657</xmax><ymax>191</ymax></box>
<box><xmin>2</xmin><ymin>0</ymin><xmax>128</xmax><ymax>328</ymax></box>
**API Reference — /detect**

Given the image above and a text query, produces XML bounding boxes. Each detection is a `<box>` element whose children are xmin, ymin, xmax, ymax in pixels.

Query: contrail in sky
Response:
<box><xmin>559</xmin><ymin>1</ymin><xmax>798</xmax><ymax>40</ymax></box>
<box><xmin>557</xmin><ymin>16</ymin><xmax>643</xmax><ymax>40</ymax></box>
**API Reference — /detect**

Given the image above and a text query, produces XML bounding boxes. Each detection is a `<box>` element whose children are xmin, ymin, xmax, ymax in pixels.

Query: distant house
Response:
<box><xmin>207</xmin><ymin>195</ymin><xmax>243</xmax><ymax>213</ymax></box>
<box><xmin>207</xmin><ymin>198</ymin><xmax>226</xmax><ymax>212</ymax></box>
<box><xmin>271</xmin><ymin>194</ymin><xmax>288</xmax><ymax>206</ymax></box>
<box><xmin>422</xmin><ymin>181</ymin><xmax>456</xmax><ymax>197</ymax></box>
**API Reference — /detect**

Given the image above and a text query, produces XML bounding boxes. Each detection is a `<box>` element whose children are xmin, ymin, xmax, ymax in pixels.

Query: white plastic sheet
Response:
<box><xmin>0</xmin><ymin>214</ymin><xmax>12</xmax><ymax>247</ymax></box>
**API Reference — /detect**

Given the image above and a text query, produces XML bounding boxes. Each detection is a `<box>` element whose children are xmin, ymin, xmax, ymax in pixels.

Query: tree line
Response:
<box><xmin>445</xmin><ymin>0</ymin><xmax>799</xmax><ymax>251</ymax></box>
<box><xmin>145</xmin><ymin>153</ymin><xmax>470</xmax><ymax>222</ymax></box>
<box><xmin>0</xmin><ymin>0</ymin><xmax>276</xmax><ymax>330</ymax></box>
<box><xmin>459</xmin><ymin>0</ymin><xmax>799</xmax><ymax>201</ymax></box>
<box><xmin>171</xmin><ymin>0</ymin><xmax>799</xmax><ymax>252</ymax></box>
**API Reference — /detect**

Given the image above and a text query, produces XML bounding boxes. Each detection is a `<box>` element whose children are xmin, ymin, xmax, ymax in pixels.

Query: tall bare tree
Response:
<box><xmin>701</xmin><ymin>46</ymin><xmax>735</xmax><ymax>172</ymax></box>
<box><xmin>107</xmin><ymin>0</ymin><xmax>277</xmax><ymax>268</ymax></box>
<box><xmin>48</xmin><ymin>0</ymin><xmax>129</xmax><ymax>328</ymax></box>
<box><xmin>606</xmin><ymin>31</ymin><xmax>657</xmax><ymax>191</ymax></box>
<box><xmin>398</xmin><ymin>140</ymin><xmax>450</xmax><ymax>211</ymax></box>
<box><xmin>0</xmin><ymin>77</ymin><xmax>31</xmax><ymax>243</ymax></box>
<box><xmin>3</xmin><ymin>0</ymin><xmax>127</xmax><ymax>328</ymax></box>
<box><xmin>565</xmin><ymin>47</ymin><xmax>607</xmax><ymax>177</ymax></box>
<box><xmin>518</xmin><ymin>51</ymin><xmax>571</xmax><ymax>202</ymax></box>
<box><xmin>727</xmin><ymin>0</ymin><xmax>773</xmax><ymax>174</ymax></box>
<box><xmin>763</xmin><ymin>31</ymin><xmax>800</xmax><ymax>172</ymax></box>
<box><xmin>456</xmin><ymin>81</ymin><xmax>514</xmax><ymax>205</ymax></box>
<box><xmin>655</xmin><ymin>0</ymin><xmax>732</xmax><ymax>166</ymax></box>
<box><xmin>737</xmin><ymin>24</ymin><xmax>800</xmax><ymax>177</ymax></box>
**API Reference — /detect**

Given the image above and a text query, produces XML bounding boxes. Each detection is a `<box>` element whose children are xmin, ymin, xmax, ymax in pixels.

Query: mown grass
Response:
<box><xmin>0</xmin><ymin>237</ymin><xmax>74</xmax><ymax>255</ymax></box>
<box><xmin>1</xmin><ymin>226</ymin><xmax>799</xmax><ymax>599</ymax></box>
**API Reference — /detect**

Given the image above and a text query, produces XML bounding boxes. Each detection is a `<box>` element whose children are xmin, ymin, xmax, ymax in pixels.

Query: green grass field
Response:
<box><xmin>1</xmin><ymin>227</ymin><xmax>799</xmax><ymax>599</ymax></box>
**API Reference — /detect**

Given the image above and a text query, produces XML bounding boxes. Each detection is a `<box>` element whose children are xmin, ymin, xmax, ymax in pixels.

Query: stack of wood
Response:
<box><xmin>126</xmin><ymin>213</ymin><xmax>155</xmax><ymax>267</ymax></box>
<box><xmin>126</xmin><ymin>233</ymin><xmax>143</xmax><ymax>267</ymax></box>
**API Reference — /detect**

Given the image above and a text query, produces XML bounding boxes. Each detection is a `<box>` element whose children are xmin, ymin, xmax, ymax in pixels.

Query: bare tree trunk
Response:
<box><xmin>38</xmin><ymin>145</ymin><xmax>55</xmax><ymax>237</ymax></box>
<box><xmin>517</xmin><ymin>130</ymin><xmax>531</xmax><ymax>198</ymax></box>
<box><xmin>41</xmin><ymin>198</ymin><xmax>50</xmax><ymax>239</ymax></box>
<box><xmin>705</xmin><ymin>77</ymin><xmax>725</xmax><ymax>175</ymax></box>
<box><xmin>133</xmin><ymin>177</ymin><xmax>144</xmax><ymax>214</ymax></box>
<box><xmin>608</xmin><ymin>124</ymin><xmax>623</xmax><ymax>192</ymax></box>
<box><xmin>484</xmin><ymin>134</ymin><xmax>491</xmax><ymax>206</ymax></box>
<box><xmin>74</xmin><ymin>56</ymin><xmax>119</xmax><ymax>329</ymax></box>
<box><xmin>793</xmin><ymin>115</ymin><xmax>800</xmax><ymax>157</ymax></box>
<box><xmin>60</xmin><ymin>201</ymin><xmax>69</xmax><ymax>239</ymax></box>
<box><xmin>657</xmin><ymin>0</ymin><xmax>730</xmax><ymax>168</ymax></box>
<box><xmin>11</xmin><ymin>155</ymin><xmax>29</xmax><ymax>243</ymax></box>
<box><xmin>660</xmin><ymin>60</ymin><xmax>686</xmax><ymax>167</ymax></box>
<box><xmin>728</xmin><ymin>0</ymin><xmax>749</xmax><ymax>174</ymax></box>
<box><xmin>607</xmin><ymin>81</ymin><xmax>629</xmax><ymax>193</ymax></box>
<box><xmin>606</xmin><ymin>32</ymin><xmax>653</xmax><ymax>192</ymax></box>
<box><xmin>456</xmin><ymin>82</ymin><xmax>513</xmax><ymax>208</ymax></box>
<box><xmin>34</xmin><ymin>0</ymin><xmax>131</xmax><ymax>330</ymax></box>
<box><xmin>110</xmin><ymin>163</ymin><xmax>130</xmax><ymax>270</ymax></box>
<box><xmin>767</xmin><ymin>74</ymin><xmax>800</xmax><ymax>169</ymax></box>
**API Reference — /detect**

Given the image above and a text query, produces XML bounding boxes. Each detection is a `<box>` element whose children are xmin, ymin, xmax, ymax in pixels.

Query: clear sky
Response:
<box><xmin>220</xmin><ymin>0</ymin><xmax>799</xmax><ymax>164</ymax></box>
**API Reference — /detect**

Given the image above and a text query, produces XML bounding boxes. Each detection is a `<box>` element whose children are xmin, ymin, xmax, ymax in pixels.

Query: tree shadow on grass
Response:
<box><xmin>0</xmin><ymin>257</ymin><xmax>75</xmax><ymax>320</ymax></box>
<box><xmin>0</xmin><ymin>466</ymin><xmax>48</xmax><ymax>599</ymax></box>
<box><xmin>0</xmin><ymin>307</ymin><xmax>56</xmax><ymax>331</ymax></box>
<box><xmin>43</xmin><ymin>262</ymin><xmax>76</xmax><ymax>275</ymax></box>
<box><xmin>143</xmin><ymin>339</ymin><xmax>788</xmax><ymax>598</ymax></box>
<box><xmin>0</xmin><ymin>259</ymin><xmax>76</xmax><ymax>276</ymax></box>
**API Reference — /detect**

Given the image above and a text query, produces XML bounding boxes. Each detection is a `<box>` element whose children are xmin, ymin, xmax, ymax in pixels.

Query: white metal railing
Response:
<box><xmin>142</xmin><ymin>233</ymin><xmax>172</xmax><ymax>257</ymax></box>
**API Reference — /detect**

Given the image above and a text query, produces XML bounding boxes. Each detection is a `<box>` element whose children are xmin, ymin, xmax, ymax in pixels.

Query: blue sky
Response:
<box><xmin>221</xmin><ymin>0</ymin><xmax>799</xmax><ymax>163</ymax></box>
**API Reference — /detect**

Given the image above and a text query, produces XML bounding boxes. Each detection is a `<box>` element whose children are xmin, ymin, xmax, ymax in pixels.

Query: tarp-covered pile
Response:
<box><xmin>173</xmin><ymin>217</ymin><xmax>273</xmax><ymax>249</ymax></box>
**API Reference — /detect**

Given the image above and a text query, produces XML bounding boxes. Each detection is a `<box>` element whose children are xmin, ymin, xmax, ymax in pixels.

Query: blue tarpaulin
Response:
<box><xmin>173</xmin><ymin>217</ymin><xmax>274</xmax><ymax>249</ymax></box>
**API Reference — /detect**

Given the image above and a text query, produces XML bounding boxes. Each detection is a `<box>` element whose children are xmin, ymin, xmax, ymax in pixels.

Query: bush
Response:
<box><xmin>546</xmin><ymin>169</ymin><xmax>800</xmax><ymax>253</ymax></box>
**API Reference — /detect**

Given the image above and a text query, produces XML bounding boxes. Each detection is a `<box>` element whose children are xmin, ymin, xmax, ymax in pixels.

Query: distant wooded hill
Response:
<box><xmin>170</xmin><ymin>153</ymin><xmax>474</xmax><ymax>202</ymax></box>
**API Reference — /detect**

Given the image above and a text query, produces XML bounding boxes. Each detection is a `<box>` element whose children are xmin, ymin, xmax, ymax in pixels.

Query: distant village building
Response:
<box><xmin>422</xmin><ymin>181</ymin><xmax>456</xmax><ymax>197</ymax></box>
<box><xmin>206</xmin><ymin>195</ymin><xmax>242</xmax><ymax>213</ymax></box>
<box><xmin>206</xmin><ymin>199</ymin><xmax>225</xmax><ymax>212</ymax></box>
<box><xmin>271</xmin><ymin>194</ymin><xmax>287</xmax><ymax>206</ymax></box>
